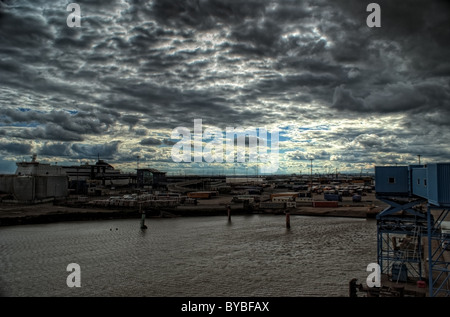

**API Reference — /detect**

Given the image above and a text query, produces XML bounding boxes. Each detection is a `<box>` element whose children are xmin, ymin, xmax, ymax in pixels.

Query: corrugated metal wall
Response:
<box><xmin>3</xmin><ymin>175</ymin><xmax>68</xmax><ymax>202</ymax></box>
<box><xmin>427</xmin><ymin>163</ymin><xmax>450</xmax><ymax>206</ymax></box>
<box><xmin>375</xmin><ymin>166</ymin><xmax>409</xmax><ymax>195</ymax></box>
<box><xmin>0</xmin><ymin>175</ymin><xmax>15</xmax><ymax>193</ymax></box>
<box><xmin>12</xmin><ymin>177</ymin><xmax>34</xmax><ymax>201</ymax></box>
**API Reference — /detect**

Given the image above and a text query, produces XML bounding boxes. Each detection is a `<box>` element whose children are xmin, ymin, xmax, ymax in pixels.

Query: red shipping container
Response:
<box><xmin>313</xmin><ymin>201</ymin><xmax>339</xmax><ymax>208</ymax></box>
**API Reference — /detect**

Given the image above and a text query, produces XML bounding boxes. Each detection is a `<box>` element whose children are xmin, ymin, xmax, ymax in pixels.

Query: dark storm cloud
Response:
<box><xmin>1</xmin><ymin>108</ymin><xmax>123</xmax><ymax>140</ymax></box>
<box><xmin>134</xmin><ymin>129</ymin><xmax>148</xmax><ymax>136</ymax></box>
<box><xmin>93</xmin><ymin>0</ymin><xmax>331</xmax><ymax>127</ymax></box>
<box><xmin>324</xmin><ymin>0</ymin><xmax>450</xmax><ymax>120</ymax></box>
<box><xmin>104</xmin><ymin>77</ymin><xmax>249</xmax><ymax>128</ymax></box>
<box><xmin>229</xmin><ymin>19</ymin><xmax>283</xmax><ymax>55</ymax></box>
<box><xmin>0</xmin><ymin>142</ymin><xmax>32</xmax><ymax>155</ymax></box>
<box><xmin>334</xmin><ymin>128</ymin><xmax>450</xmax><ymax>164</ymax></box>
<box><xmin>39</xmin><ymin>143</ymin><xmax>73</xmax><ymax>157</ymax></box>
<box><xmin>149</xmin><ymin>0</ymin><xmax>267</xmax><ymax>29</ymax></box>
<box><xmin>288</xmin><ymin>150</ymin><xmax>331</xmax><ymax>161</ymax></box>
<box><xmin>12</xmin><ymin>124</ymin><xmax>84</xmax><ymax>142</ymax></box>
<box><xmin>331</xmin><ymin>86</ymin><xmax>365</xmax><ymax>112</ymax></box>
<box><xmin>331</xmin><ymin>0</ymin><xmax>450</xmax><ymax>58</ymax></box>
<box><xmin>332</xmin><ymin>81</ymin><xmax>450</xmax><ymax>115</ymax></box>
<box><xmin>140</xmin><ymin>137</ymin><xmax>162</xmax><ymax>146</ymax></box>
<box><xmin>255</xmin><ymin>72</ymin><xmax>340</xmax><ymax>100</ymax></box>
<box><xmin>75</xmin><ymin>0</ymin><xmax>121</xmax><ymax>9</ymax></box>
<box><xmin>121</xmin><ymin>115</ymin><xmax>141</xmax><ymax>128</ymax></box>
<box><xmin>0</xmin><ymin>2</ymin><xmax>54</xmax><ymax>49</ymax></box>
<box><xmin>162</xmin><ymin>139</ymin><xmax>176</xmax><ymax>146</ymax></box>
<box><xmin>71</xmin><ymin>141</ymin><xmax>121</xmax><ymax>159</ymax></box>
<box><xmin>1</xmin><ymin>0</ymin><xmax>449</xmax><ymax>171</ymax></box>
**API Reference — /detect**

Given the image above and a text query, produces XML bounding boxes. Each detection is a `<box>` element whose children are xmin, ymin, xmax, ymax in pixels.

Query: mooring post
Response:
<box><xmin>227</xmin><ymin>205</ymin><xmax>231</xmax><ymax>222</ymax></box>
<box><xmin>349</xmin><ymin>278</ymin><xmax>359</xmax><ymax>297</ymax></box>
<box><xmin>285</xmin><ymin>211</ymin><xmax>290</xmax><ymax>229</ymax></box>
<box><xmin>140</xmin><ymin>202</ymin><xmax>147</xmax><ymax>229</ymax></box>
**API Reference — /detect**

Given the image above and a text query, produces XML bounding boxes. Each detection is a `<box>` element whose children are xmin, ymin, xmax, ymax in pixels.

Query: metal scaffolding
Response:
<box><xmin>376</xmin><ymin>197</ymin><xmax>427</xmax><ymax>282</ymax></box>
<box><xmin>375</xmin><ymin>163</ymin><xmax>450</xmax><ymax>296</ymax></box>
<box><xmin>427</xmin><ymin>206</ymin><xmax>450</xmax><ymax>297</ymax></box>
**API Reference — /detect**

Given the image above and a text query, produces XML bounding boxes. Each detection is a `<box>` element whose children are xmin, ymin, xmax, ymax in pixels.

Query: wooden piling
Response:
<box><xmin>286</xmin><ymin>211</ymin><xmax>291</xmax><ymax>229</ymax></box>
<box><xmin>227</xmin><ymin>205</ymin><xmax>231</xmax><ymax>222</ymax></box>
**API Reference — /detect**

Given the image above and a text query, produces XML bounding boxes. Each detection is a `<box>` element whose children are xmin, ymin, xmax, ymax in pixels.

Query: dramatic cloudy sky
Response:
<box><xmin>1</xmin><ymin>0</ymin><xmax>449</xmax><ymax>175</ymax></box>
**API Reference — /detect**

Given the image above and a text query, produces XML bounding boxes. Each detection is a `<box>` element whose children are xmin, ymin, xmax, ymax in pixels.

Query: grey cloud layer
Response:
<box><xmin>0</xmin><ymin>0</ymin><xmax>449</xmax><ymax>171</ymax></box>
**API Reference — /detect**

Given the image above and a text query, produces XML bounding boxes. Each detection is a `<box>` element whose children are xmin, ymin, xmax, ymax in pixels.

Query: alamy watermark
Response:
<box><xmin>66</xmin><ymin>263</ymin><xmax>81</xmax><ymax>287</ymax></box>
<box><xmin>366</xmin><ymin>263</ymin><xmax>381</xmax><ymax>287</ymax></box>
<box><xmin>170</xmin><ymin>119</ymin><xmax>279</xmax><ymax>174</ymax></box>
<box><xmin>366</xmin><ymin>3</ymin><xmax>381</xmax><ymax>28</ymax></box>
<box><xmin>66</xmin><ymin>3</ymin><xmax>81</xmax><ymax>28</ymax></box>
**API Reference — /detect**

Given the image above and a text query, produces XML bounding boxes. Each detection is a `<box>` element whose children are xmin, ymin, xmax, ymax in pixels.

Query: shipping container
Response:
<box><xmin>247</xmin><ymin>189</ymin><xmax>262</xmax><ymax>195</ymax></box>
<box><xmin>232</xmin><ymin>195</ymin><xmax>257</xmax><ymax>203</ymax></box>
<box><xmin>187</xmin><ymin>191</ymin><xmax>213</xmax><ymax>199</ymax></box>
<box><xmin>272</xmin><ymin>196</ymin><xmax>294</xmax><ymax>202</ymax></box>
<box><xmin>312</xmin><ymin>201</ymin><xmax>339</xmax><ymax>208</ymax></box>
<box><xmin>270</xmin><ymin>192</ymin><xmax>300</xmax><ymax>200</ymax></box>
<box><xmin>295</xmin><ymin>197</ymin><xmax>313</xmax><ymax>206</ymax></box>
<box><xmin>426</xmin><ymin>163</ymin><xmax>450</xmax><ymax>207</ymax></box>
<box><xmin>324</xmin><ymin>193</ymin><xmax>342</xmax><ymax>202</ymax></box>
<box><xmin>292</xmin><ymin>185</ymin><xmax>309</xmax><ymax>191</ymax></box>
<box><xmin>259</xmin><ymin>202</ymin><xmax>286</xmax><ymax>209</ymax></box>
<box><xmin>375</xmin><ymin>166</ymin><xmax>410</xmax><ymax>196</ymax></box>
<box><xmin>295</xmin><ymin>197</ymin><xmax>313</xmax><ymax>202</ymax></box>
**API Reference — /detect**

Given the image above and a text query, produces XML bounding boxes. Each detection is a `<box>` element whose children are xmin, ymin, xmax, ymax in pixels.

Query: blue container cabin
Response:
<box><xmin>426</xmin><ymin>163</ymin><xmax>450</xmax><ymax>207</ymax></box>
<box><xmin>324</xmin><ymin>193</ymin><xmax>342</xmax><ymax>202</ymax></box>
<box><xmin>411</xmin><ymin>167</ymin><xmax>428</xmax><ymax>199</ymax></box>
<box><xmin>375</xmin><ymin>166</ymin><xmax>410</xmax><ymax>196</ymax></box>
<box><xmin>375</xmin><ymin>164</ymin><xmax>450</xmax><ymax>205</ymax></box>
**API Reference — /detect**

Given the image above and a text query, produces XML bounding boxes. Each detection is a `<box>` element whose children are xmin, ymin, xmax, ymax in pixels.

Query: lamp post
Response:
<box><xmin>309</xmin><ymin>158</ymin><xmax>313</xmax><ymax>194</ymax></box>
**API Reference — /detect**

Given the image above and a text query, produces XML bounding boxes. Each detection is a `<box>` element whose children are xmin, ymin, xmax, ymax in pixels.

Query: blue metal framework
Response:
<box><xmin>375</xmin><ymin>163</ymin><xmax>450</xmax><ymax>296</ymax></box>
<box><xmin>427</xmin><ymin>206</ymin><xmax>450</xmax><ymax>297</ymax></box>
<box><xmin>376</xmin><ymin>197</ymin><xmax>427</xmax><ymax>282</ymax></box>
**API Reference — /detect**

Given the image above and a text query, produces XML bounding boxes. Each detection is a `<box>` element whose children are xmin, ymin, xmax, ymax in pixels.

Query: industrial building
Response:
<box><xmin>62</xmin><ymin>162</ymin><xmax>167</xmax><ymax>194</ymax></box>
<box><xmin>63</xmin><ymin>159</ymin><xmax>135</xmax><ymax>194</ymax></box>
<box><xmin>136</xmin><ymin>168</ymin><xmax>167</xmax><ymax>189</ymax></box>
<box><xmin>375</xmin><ymin>163</ymin><xmax>450</xmax><ymax>297</ymax></box>
<box><xmin>0</xmin><ymin>154</ymin><xmax>68</xmax><ymax>203</ymax></box>
<box><xmin>0</xmin><ymin>156</ymin><xmax>169</xmax><ymax>200</ymax></box>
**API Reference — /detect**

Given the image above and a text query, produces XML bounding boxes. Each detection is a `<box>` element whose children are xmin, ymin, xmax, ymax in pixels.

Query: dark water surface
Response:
<box><xmin>0</xmin><ymin>215</ymin><xmax>377</xmax><ymax>297</ymax></box>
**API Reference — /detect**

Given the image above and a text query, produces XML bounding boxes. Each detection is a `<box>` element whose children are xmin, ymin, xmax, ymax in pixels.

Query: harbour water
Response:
<box><xmin>0</xmin><ymin>215</ymin><xmax>377</xmax><ymax>297</ymax></box>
